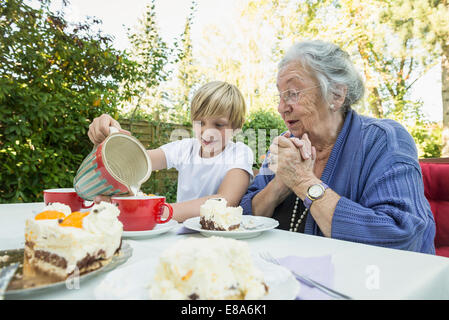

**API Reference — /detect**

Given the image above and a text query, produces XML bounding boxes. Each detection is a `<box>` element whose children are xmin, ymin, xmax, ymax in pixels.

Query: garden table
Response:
<box><xmin>1</xmin><ymin>202</ymin><xmax>449</xmax><ymax>300</ymax></box>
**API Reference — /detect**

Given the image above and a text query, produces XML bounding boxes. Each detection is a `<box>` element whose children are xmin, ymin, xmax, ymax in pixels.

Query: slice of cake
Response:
<box><xmin>200</xmin><ymin>198</ymin><xmax>242</xmax><ymax>231</ymax></box>
<box><xmin>149</xmin><ymin>236</ymin><xmax>268</xmax><ymax>300</ymax></box>
<box><xmin>24</xmin><ymin>201</ymin><xmax>123</xmax><ymax>279</ymax></box>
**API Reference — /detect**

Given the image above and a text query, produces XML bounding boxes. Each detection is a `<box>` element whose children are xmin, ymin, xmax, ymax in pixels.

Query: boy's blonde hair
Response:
<box><xmin>190</xmin><ymin>81</ymin><xmax>246</xmax><ymax>129</ymax></box>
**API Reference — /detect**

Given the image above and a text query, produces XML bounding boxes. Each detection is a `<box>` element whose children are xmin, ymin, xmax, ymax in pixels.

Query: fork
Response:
<box><xmin>259</xmin><ymin>252</ymin><xmax>352</xmax><ymax>300</ymax></box>
<box><xmin>0</xmin><ymin>263</ymin><xmax>19</xmax><ymax>300</ymax></box>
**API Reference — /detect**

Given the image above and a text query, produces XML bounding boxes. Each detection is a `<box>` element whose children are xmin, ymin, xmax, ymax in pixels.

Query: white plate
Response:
<box><xmin>5</xmin><ymin>242</ymin><xmax>133</xmax><ymax>297</ymax></box>
<box><xmin>94</xmin><ymin>254</ymin><xmax>300</xmax><ymax>300</ymax></box>
<box><xmin>122</xmin><ymin>220</ymin><xmax>178</xmax><ymax>239</ymax></box>
<box><xmin>183</xmin><ymin>216</ymin><xmax>279</xmax><ymax>239</ymax></box>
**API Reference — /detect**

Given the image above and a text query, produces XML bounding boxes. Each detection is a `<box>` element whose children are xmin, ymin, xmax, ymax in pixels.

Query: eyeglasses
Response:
<box><xmin>277</xmin><ymin>85</ymin><xmax>321</xmax><ymax>105</ymax></box>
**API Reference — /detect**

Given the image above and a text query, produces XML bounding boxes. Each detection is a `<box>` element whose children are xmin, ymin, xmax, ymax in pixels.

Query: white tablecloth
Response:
<box><xmin>1</xmin><ymin>202</ymin><xmax>449</xmax><ymax>300</ymax></box>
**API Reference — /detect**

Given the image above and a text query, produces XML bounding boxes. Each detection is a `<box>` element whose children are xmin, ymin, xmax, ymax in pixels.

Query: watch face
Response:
<box><xmin>309</xmin><ymin>184</ymin><xmax>324</xmax><ymax>198</ymax></box>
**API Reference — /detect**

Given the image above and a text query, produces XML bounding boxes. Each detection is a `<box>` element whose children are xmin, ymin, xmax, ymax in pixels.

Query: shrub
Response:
<box><xmin>409</xmin><ymin>122</ymin><xmax>443</xmax><ymax>159</ymax></box>
<box><xmin>238</xmin><ymin>108</ymin><xmax>287</xmax><ymax>168</ymax></box>
<box><xmin>0</xmin><ymin>0</ymin><xmax>137</xmax><ymax>203</ymax></box>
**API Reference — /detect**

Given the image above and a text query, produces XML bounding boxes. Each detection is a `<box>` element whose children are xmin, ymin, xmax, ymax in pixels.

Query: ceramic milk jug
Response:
<box><xmin>73</xmin><ymin>127</ymin><xmax>152</xmax><ymax>201</ymax></box>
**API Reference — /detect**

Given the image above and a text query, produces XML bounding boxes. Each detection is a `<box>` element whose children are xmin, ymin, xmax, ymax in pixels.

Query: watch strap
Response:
<box><xmin>303</xmin><ymin>196</ymin><xmax>313</xmax><ymax>209</ymax></box>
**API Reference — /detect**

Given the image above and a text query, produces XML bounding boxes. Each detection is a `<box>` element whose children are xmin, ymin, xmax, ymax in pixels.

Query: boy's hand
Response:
<box><xmin>88</xmin><ymin>114</ymin><xmax>131</xmax><ymax>145</ymax></box>
<box><xmin>94</xmin><ymin>195</ymin><xmax>112</xmax><ymax>204</ymax></box>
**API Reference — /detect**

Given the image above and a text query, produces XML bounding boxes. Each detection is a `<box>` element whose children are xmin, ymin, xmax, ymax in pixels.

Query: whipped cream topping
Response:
<box><xmin>25</xmin><ymin>201</ymin><xmax>123</xmax><ymax>274</ymax></box>
<box><xmin>150</xmin><ymin>236</ymin><xmax>267</xmax><ymax>300</ymax></box>
<box><xmin>200</xmin><ymin>198</ymin><xmax>242</xmax><ymax>229</ymax></box>
<box><xmin>83</xmin><ymin>202</ymin><xmax>123</xmax><ymax>257</ymax></box>
<box><xmin>41</xmin><ymin>202</ymin><xmax>71</xmax><ymax>216</ymax></box>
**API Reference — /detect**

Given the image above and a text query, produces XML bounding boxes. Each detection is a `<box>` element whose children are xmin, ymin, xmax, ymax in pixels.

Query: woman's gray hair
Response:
<box><xmin>279</xmin><ymin>40</ymin><xmax>364</xmax><ymax>112</ymax></box>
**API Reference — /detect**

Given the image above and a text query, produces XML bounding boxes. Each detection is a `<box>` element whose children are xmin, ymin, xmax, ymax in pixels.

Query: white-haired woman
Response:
<box><xmin>240</xmin><ymin>40</ymin><xmax>436</xmax><ymax>254</ymax></box>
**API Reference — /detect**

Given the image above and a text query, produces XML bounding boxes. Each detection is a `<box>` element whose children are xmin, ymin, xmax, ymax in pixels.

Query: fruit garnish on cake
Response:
<box><xmin>35</xmin><ymin>210</ymin><xmax>66</xmax><ymax>220</ymax></box>
<box><xmin>24</xmin><ymin>201</ymin><xmax>123</xmax><ymax>279</ymax></box>
<box><xmin>58</xmin><ymin>211</ymin><xmax>90</xmax><ymax>228</ymax></box>
<box><xmin>149</xmin><ymin>236</ymin><xmax>268</xmax><ymax>300</ymax></box>
<box><xmin>199</xmin><ymin>198</ymin><xmax>242</xmax><ymax>231</ymax></box>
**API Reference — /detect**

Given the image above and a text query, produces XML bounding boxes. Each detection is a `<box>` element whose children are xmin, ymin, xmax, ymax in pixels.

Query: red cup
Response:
<box><xmin>44</xmin><ymin>188</ymin><xmax>93</xmax><ymax>212</ymax></box>
<box><xmin>111</xmin><ymin>196</ymin><xmax>173</xmax><ymax>231</ymax></box>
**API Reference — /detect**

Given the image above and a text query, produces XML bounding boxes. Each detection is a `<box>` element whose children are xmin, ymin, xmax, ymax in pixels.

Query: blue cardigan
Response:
<box><xmin>240</xmin><ymin>109</ymin><xmax>436</xmax><ymax>254</ymax></box>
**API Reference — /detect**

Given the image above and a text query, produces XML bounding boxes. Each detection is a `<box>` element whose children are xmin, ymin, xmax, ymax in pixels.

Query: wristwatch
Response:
<box><xmin>303</xmin><ymin>182</ymin><xmax>329</xmax><ymax>209</ymax></box>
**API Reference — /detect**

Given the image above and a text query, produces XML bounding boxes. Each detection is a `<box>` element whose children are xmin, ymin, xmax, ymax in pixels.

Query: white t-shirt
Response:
<box><xmin>160</xmin><ymin>138</ymin><xmax>254</xmax><ymax>202</ymax></box>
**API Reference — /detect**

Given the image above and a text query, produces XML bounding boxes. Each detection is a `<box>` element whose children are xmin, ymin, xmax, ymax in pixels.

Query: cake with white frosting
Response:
<box><xmin>149</xmin><ymin>237</ymin><xmax>268</xmax><ymax>300</ymax></box>
<box><xmin>199</xmin><ymin>198</ymin><xmax>242</xmax><ymax>231</ymax></box>
<box><xmin>24</xmin><ymin>201</ymin><xmax>123</xmax><ymax>279</ymax></box>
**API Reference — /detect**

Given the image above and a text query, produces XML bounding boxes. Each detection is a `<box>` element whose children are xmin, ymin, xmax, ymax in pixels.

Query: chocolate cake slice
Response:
<box><xmin>24</xmin><ymin>202</ymin><xmax>123</xmax><ymax>279</ymax></box>
<box><xmin>199</xmin><ymin>198</ymin><xmax>242</xmax><ymax>231</ymax></box>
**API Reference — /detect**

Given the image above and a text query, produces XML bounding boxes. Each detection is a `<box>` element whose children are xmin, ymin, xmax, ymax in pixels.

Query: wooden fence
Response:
<box><xmin>120</xmin><ymin>119</ymin><xmax>192</xmax><ymax>149</ymax></box>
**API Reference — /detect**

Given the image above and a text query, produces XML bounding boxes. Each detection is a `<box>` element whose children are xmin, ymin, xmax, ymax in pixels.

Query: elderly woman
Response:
<box><xmin>240</xmin><ymin>40</ymin><xmax>436</xmax><ymax>254</ymax></box>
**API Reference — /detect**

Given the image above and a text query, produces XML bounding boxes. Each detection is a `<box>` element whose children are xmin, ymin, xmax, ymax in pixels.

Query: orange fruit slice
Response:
<box><xmin>35</xmin><ymin>210</ymin><xmax>66</xmax><ymax>220</ymax></box>
<box><xmin>59</xmin><ymin>211</ymin><xmax>90</xmax><ymax>228</ymax></box>
<box><xmin>181</xmin><ymin>269</ymin><xmax>193</xmax><ymax>281</ymax></box>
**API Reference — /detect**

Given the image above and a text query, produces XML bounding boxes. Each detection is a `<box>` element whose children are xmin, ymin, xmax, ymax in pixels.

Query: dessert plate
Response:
<box><xmin>94</xmin><ymin>254</ymin><xmax>300</xmax><ymax>300</ymax></box>
<box><xmin>1</xmin><ymin>242</ymin><xmax>132</xmax><ymax>297</ymax></box>
<box><xmin>183</xmin><ymin>216</ymin><xmax>279</xmax><ymax>239</ymax></box>
<box><xmin>122</xmin><ymin>220</ymin><xmax>178</xmax><ymax>239</ymax></box>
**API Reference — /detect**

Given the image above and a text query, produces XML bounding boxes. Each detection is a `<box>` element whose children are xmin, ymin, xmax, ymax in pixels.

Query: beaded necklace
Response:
<box><xmin>289</xmin><ymin>197</ymin><xmax>308</xmax><ymax>232</ymax></box>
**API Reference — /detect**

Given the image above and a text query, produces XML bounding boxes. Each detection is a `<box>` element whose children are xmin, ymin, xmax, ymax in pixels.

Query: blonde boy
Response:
<box><xmin>88</xmin><ymin>81</ymin><xmax>254</xmax><ymax>222</ymax></box>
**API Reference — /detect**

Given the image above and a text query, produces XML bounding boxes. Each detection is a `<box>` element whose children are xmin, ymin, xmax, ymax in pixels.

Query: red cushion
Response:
<box><xmin>436</xmin><ymin>246</ymin><xmax>449</xmax><ymax>258</ymax></box>
<box><xmin>428</xmin><ymin>200</ymin><xmax>449</xmax><ymax>249</ymax></box>
<box><xmin>419</xmin><ymin>162</ymin><xmax>449</xmax><ymax>255</ymax></box>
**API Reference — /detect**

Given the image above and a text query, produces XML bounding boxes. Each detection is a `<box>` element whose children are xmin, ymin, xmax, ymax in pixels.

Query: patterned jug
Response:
<box><xmin>73</xmin><ymin>127</ymin><xmax>152</xmax><ymax>201</ymax></box>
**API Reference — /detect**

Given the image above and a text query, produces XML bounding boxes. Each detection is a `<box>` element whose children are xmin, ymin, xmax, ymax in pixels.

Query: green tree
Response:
<box><xmin>167</xmin><ymin>0</ymin><xmax>199</xmax><ymax>125</ymax></box>
<box><xmin>380</xmin><ymin>0</ymin><xmax>449</xmax><ymax>156</ymax></box>
<box><xmin>0</xmin><ymin>0</ymin><xmax>136</xmax><ymax>202</ymax></box>
<box><xmin>194</xmin><ymin>1</ymin><xmax>279</xmax><ymax>112</ymax></box>
<box><xmin>123</xmin><ymin>0</ymin><xmax>174</xmax><ymax>126</ymax></box>
<box><xmin>236</xmin><ymin>0</ymin><xmax>443</xmax><ymax>157</ymax></box>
